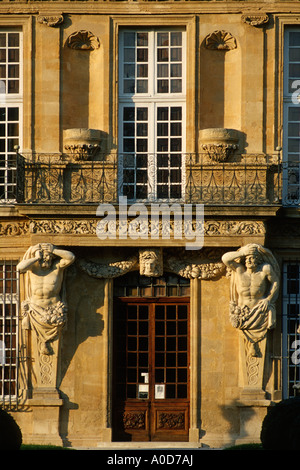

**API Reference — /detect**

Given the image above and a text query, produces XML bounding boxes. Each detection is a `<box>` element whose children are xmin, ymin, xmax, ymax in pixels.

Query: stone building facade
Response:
<box><xmin>0</xmin><ymin>0</ymin><xmax>300</xmax><ymax>449</ymax></box>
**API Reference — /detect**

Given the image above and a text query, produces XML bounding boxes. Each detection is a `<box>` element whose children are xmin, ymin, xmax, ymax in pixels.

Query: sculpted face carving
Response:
<box><xmin>139</xmin><ymin>248</ymin><xmax>163</xmax><ymax>277</ymax></box>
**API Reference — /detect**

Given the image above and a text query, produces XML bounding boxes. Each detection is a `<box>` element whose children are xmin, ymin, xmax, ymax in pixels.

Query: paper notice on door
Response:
<box><xmin>155</xmin><ymin>384</ymin><xmax>165</xmax><ymax>399</ymax></box>
<box><xmin>138</xmin><ymin>384</ymin><xmax>149</xmax><ymax>399</ymax></box>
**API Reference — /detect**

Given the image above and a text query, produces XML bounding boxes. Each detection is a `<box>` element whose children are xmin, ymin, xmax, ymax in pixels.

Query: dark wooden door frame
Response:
<box><xmin>112</xmin><ymin>297</ymin><xmax>190</xmax><ymax>441</ymax></box>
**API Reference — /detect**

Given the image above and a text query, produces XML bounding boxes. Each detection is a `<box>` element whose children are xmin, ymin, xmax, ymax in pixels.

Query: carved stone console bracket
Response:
<box><xmin>241</xmin><ymin>13</ymin><xmax>269</xmax><ymax>27</ymax></box>
<box><xmin>199</xmin><ymin>128</ymin><xmax>240</xmax><ymax>162</ymax></box>
<box><xmin>66</xmin><ymin>30</ymin><xmax>100</xmax><ymax>50</ymax></box>
<box><xmin>204</xmin><ymin>30</ymin><xmax>237</xmax><ymax>51</ymax></box>
<box><xmin>63</xmin><ymin>128</ymin><xmax>102</xmax><ymax>161</ymax></box>
<box><xmin>37</xmin><ymin>15</ymin><xmax>64</xmax><ymax>27</ymax></box>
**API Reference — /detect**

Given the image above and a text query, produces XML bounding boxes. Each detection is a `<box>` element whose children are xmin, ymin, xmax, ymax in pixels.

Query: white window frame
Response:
<box><xmin>118</xmin><ymin>28</ymin><xmax>186</xmax><ymax>202</ymax></box>
<box><xmin>0</xmin><ymin>29</ymin><xmax>23</xmax><ymax>203</ymax></box>
<box><xmin>283</xmin><ymin>28</ymin><xmax>300</xmax><ymax>206</ymax></box>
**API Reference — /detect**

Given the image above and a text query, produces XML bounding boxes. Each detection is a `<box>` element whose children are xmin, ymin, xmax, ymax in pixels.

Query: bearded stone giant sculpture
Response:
<box><xmin>222</xmin><ymin>244</ymin><xmax>280</xmax><ymax>396</ymax></box>
<box><xmin>17</xmin><ymin>243</ymin><xmax>75</xmax><ymax>391</ymax></box>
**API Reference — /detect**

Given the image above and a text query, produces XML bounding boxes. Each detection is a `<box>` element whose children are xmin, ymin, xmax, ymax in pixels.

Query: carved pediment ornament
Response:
<box><xmin>66</xmin><ymin>30</ymin><xmax>100</xmax><ymax>50</ymax></box>
<box><xmin>78</xmin><ymin>248</ymin><xmax>226</xmax><ymax>280</ymax></box>
<box><xmin>165</xmin><ymin>251</ymin><xmax>225</xmax><ymax>280</ymax></box>
<box><xmin>77</xmin><ymin>256</ymin><xmax>138</xmax><ymax>279</ymax></box>
<box><xmin>204</xmin><ymin>30</ymin><xmax>237</xmax><ymax>51</ymax></box>
<box><xmin>37</xmin><ymin>15</ymin><xmax>64</xmax><ymax>27</ymax></box>
<box><xmin>241</xmin><ymin>13</ymin><xmax>269</xmax><ymax>27</ymax></box>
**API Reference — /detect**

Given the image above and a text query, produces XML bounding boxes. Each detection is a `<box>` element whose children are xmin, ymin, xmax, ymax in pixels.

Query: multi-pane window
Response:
<box><xmin>283</xmin><ymin>29</ymin><xmax>300</xmax><ymax>205</ymax></box>
<box><xmin>118</xmin><ymin>29</ymin><xmax>186</xmax><ymax>201</ymax></box>
<box><xmin>0</xmin><ymin>261</ymin><xmax>19</xmax><ymax>404</ymax></box>
<box><xmin>0</xmin><ymin>31</ymin><xmax>22</xmax><ymax>202</ymax></box>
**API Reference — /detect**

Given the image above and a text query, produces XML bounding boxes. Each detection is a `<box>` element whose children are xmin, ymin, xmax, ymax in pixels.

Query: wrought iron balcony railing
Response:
<box><xmin>2</xmin><ymin>152</ymin><xmax>282</xmax><ymax>206</ymax></box>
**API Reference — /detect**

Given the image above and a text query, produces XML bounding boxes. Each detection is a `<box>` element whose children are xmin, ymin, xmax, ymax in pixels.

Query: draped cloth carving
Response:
<box><xmin>17</xmin><ymin>244</ymin><xmax>75</xmax><ymax>390</ymax></box>
<box><xmin>222</xmin><ymin>244</ymin><xmax>280</xmax><ymax>394</ymax></box>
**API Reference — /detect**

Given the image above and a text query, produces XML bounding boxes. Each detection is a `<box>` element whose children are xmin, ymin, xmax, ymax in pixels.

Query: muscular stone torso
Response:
<box><xmin>236</xmin><ymin>267</ymin><xmax>268</xmax><ymax>309</ymax></box>
<box><xmin>29</xmin><ymin>261</ymin><xmax>63</xmax><ymax>308</ymax></box>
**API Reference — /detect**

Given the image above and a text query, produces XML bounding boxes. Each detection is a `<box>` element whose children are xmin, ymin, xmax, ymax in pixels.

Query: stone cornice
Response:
<box><xmin>0</xmin><ymin>3</ymin><xmax>300</xmax><ymax>16</ymax></box>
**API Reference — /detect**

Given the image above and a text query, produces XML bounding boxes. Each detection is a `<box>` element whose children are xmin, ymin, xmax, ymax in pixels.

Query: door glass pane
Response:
<box><xmin>154</xmin><ymin>304</ymin><xmax>189</xmax><ymax>400</ymax></box>
<box><xmin>120</xmin><ymin>304</ymin><xmax>150</xmax><ymax>400</ymax></box>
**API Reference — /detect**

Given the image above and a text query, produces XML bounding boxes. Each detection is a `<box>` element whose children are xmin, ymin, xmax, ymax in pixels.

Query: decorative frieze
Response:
<box><xmin>0</xmin><ymin>220</ymin><xmax>29</xmax><ymax>236</ymax></box>
<box><xmin>27</xmin><ymin>218</ymin><xmax>266</xmax><ymax>237</ymax></box>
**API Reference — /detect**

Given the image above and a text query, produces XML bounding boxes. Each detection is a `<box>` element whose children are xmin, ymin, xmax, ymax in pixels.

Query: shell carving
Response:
<box><xmin>66</xmin><ymin>30</ymin><xmax>100</xmax><ymax>50</ymax></box>
<box><xmin>204</xmin><ymin>30</ymin><xmax>237</xmax><ymax>51</ymax></box>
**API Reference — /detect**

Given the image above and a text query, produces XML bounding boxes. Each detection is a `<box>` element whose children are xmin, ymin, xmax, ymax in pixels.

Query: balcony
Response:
<box><xmin>9</xmin><ymin>152</ymin><xmax>282</xmax><ymax>207</ymax></box>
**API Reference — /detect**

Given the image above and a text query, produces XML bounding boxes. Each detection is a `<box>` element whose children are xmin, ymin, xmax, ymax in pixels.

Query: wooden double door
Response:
<box><xmin>112</xmin><ymin>297</ymin><xmax>190</xmax><ymax>441</ymax></box>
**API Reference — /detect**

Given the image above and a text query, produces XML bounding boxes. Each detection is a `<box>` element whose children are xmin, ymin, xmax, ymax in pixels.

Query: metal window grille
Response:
<box><xmin>0</xmin><ymin>260</ymin><xmax>19</xmax><ymax>407</ymax></box>
<box><xmin>282</xmin><ymin>261</ymin><xmax>300</xmax><ymax>398</ymax></box>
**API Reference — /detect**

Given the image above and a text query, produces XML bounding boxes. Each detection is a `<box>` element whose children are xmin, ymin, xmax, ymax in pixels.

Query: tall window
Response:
<box><xmin>118</xmin><ymin>29</ymin><xmax>186</xmax><ymax>202</ymax></box>
<box><xmin>283</xmin><ymin>28</ymin><xmax>300</xmax><ymax>206</ymax></box>
<box><xmin>0</xmin><ymin>261</ymin><xmax>19</xmax><ymax>405</ymax></box>
<box><xmin>0</xmin><ymin>30</ymin><xmax>22</xmax><ymax>202</ymax></box>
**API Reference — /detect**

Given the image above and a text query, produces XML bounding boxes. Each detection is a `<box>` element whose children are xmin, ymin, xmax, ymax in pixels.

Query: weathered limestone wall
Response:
<box><xmin>0</xmin><ymin>2</ymin><xmax>291</xmax><ymax>448</ymax></box>
<box><xmin>29</xmin><ymin>11</ymin><xmax>279</xmax><ymax>157</ymax></box>
<box><xmin>199</xmin><ymin>274</ymin><xmax>241</xmax><ymax>447</ymax></box>
<box><xmin>59</xmin><ymin>270</ymin><xmax>110</xmax><ymax>447</ymax></box>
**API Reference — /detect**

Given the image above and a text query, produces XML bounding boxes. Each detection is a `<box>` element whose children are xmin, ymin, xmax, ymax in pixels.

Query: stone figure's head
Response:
<box><xmin>244</xmin><ymin>245</ymin><xmax>263</xmax><ymax>271</ymax></box>
<box><xmin>33</xmin><ymin>244</ymin><xmax>54</xmax><ymax>270</ymax></box>
<box><xmin>40</xmin><ymin>249</ymin><xmax>54</xmax><ymax>269</ymax></box>
<box><xmin>139</xmin><ymin>248</ymin><xmax>163</xmax><ymax>277</ymax></box>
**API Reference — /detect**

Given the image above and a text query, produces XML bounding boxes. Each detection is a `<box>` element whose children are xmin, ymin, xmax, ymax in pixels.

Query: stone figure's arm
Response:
<box><xmin>16</xmin><ymin>244</ymin><xmax>41</xmax><ymax>273</ymax></box>
<box><xmin>52</xmin><ymin>246</ymin><xmax>75</xmax><ymax>269</ymax></box>
<box><xmin>221</xmin><ymin>248</ymin><xmax>246</xmax><ymax>271</ymax></box>
<box><xmin>263</xmin><ymin>264</ymin><xmax>280</xmax><ymax>305</ymax></box>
